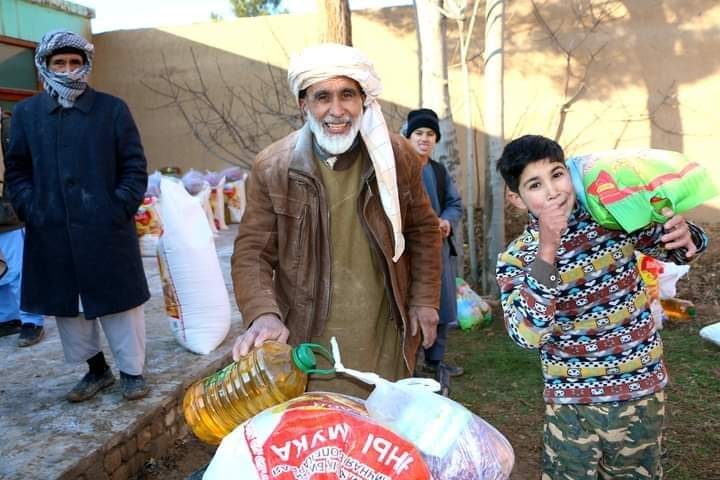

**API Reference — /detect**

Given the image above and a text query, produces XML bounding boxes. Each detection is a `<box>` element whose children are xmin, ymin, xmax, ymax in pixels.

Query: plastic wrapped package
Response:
<box><xmin>146</xmin><ymin>171</ymin><xmax>162</xmax><ymax>198</ymax></box>
<box><xmin>210</xmin><ymin>176</ymin><xmax>229</xmax><ymax>230</ymax></box>
<box><xmin>195</xmin><ymin>183</ymin><xmax>218</xmax><ymax>235</ymax></box>
<box><xmin>224</xmin><ymin>178</ymin><xmax>247</xmax><ymax>224</ymax></box>
<box><xmin>182</xmin><ymin>169</ymin><xmax>208</xmax><ymax>195</ymax></box>
<box><xmin>203</xmin><ymin>392</ymin><xmax>432</xmax><ymax>480</ymax></box>
<box><xmin>699</xmin><ymin>322</ymin><xmax>720</xmax><ymax>349</ymax></box>
<box><xmin>567</xmin><ymin>149</ymin><xmax>718</xmax><ymax>232</ymax></box>
<box><xmin>365</xmin><ymin>379</ymin><xmax>514</xmax><ymax>480</ymax></box>
<box><xmin>456</xmin><ymin>277</ymin><xmax>492</xmax><ymax>330</ymax></box>
<box><xmin>219</xmin><ymin>166</ymin><xmax>247</xmax><ymax>183</ymax></box>
<box><xmin>135</xmin><ymin>196</ymin><xmax>163</xmax><ymax>257</ymax></box>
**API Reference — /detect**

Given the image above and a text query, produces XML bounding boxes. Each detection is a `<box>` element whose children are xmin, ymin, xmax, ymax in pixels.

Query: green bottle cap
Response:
<box><xmin>687</xmin><ymin>306</ymin><xmax>696</xmax><ymax>317</ymax></box>
<box><xmin>292</xmin><ymin>344</ymin><xmax>317</xmax><ymax>373</ymax></box>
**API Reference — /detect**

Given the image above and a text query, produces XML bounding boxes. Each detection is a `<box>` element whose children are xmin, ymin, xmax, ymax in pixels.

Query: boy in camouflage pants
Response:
<box><xmin>495</xmin><ymin>135</ymin><xmax>707</xmax><ymax>479</ymax></box>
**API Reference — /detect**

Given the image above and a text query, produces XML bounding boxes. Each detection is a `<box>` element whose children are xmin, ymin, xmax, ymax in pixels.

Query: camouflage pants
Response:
<box><xmin>542</xmin><ymin>391</ymin><xmax>665</xmax><ymax>480</ymax></box>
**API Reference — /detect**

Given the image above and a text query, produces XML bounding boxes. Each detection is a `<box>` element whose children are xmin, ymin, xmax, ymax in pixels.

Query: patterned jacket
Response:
<box><xmin>496</xmin><ymin>206</ymin><xmax>707</xmax><ymax>404</ymax></box>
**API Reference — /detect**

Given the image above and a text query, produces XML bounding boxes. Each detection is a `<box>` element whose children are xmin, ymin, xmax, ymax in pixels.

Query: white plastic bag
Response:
<box><xmin>658</xmin><ymin>262</ymin><xmax>690</xmax><ymax>299</ymax></box>
<box><xmin>332</xmin><ymin>339</ymin><xmax>515</xmax><ymax>480</ymax></box>
<box><xmin>158</xmin><ymin>178</ymin><xmax>231</xmax><ymax>354</ymax></box>
<box><xmin>699</xmin><ymin>322</ymin><xmax>720</xmax><ymax>349</ymax></box>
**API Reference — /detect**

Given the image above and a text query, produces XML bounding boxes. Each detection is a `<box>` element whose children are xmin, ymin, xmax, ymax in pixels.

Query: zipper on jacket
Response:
<box><xmin>289</xmin><ymin>170</ymin><xmax>331</xmax><ymax>338</ymax></box>
<box><xmin>359</xmin><ymin>174</ymin><xmax>412</xmax><ymax>372</ymax></box>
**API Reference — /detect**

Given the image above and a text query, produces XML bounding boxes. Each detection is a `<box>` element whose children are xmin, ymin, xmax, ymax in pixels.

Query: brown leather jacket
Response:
<box><xmin>231</xmin><ymin>124</ymin><xmax>442</xmax><ymax>372</ymax></box>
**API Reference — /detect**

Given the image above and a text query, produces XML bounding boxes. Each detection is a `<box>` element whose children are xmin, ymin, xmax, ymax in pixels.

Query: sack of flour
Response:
<box><xmin>203</xmin><ymin>392</ymin><xmax>431</xmax><ymax>480</ymax></box>
<box><xmin>157</xmin><ymin>178</ymin><xmax>230</xmax><ymax>354</ymax></box>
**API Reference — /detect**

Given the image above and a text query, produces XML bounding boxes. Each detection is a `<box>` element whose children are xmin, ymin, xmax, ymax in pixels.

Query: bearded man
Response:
<box><xmin>231</xmin><ymin>44</ymin><xmax>442</xmax><ymax>397</ymax></box>
<box><xmin>3</xmin><ymin>30</ymin><xmax>150</xmax><ymax>401</ymax></box>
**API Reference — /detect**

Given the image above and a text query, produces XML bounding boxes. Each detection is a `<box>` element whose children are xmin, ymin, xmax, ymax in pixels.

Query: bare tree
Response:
<box><xmin>481</xmin><ymin>0</ymin><xmax>504</xmax><ymax>295</ymax></box>
<box><xmin>141</xmin><ymin>49</ymin><xmax>301</xmax><ymax>168</ymax></box>
<box><xmin>441</xmin><ymin>0</ymin><xmax>482</xmax><ymax>284</ymax></box>
<box><xmin>317</xmin><ymin>0</ymin><xmax>353</xmax><ymax>45</ymax></box>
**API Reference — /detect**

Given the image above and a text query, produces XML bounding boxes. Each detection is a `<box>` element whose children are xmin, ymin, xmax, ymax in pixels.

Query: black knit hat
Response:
<box><xmin>47</xmin><ymin>46</ymin><xmax>87</xmax><ymax>64</ymax></box>
<box><xmin>405</xmin><ymin>108</ymin><xmax>441</xmax><ymax>141</ymax></box>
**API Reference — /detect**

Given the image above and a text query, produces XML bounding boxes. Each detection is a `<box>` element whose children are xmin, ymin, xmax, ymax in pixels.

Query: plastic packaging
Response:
<box><xmin>456</xmin><ymin>277</ymin><xmax>492</xmax><ymax>330</ymax></box>
<box><xmin>660</xmin><ymin>298</ymin><xmax>696</xmax><ymax>323</ymax></box>
<box><xmin>567</xmin><ymin>149</ymin><xmax>718</xmax><ymax>232</ymax></box>
<box><xmin>658</xmin><ymin>262</ymin><xmax>690</xmax><ymax>299</ymax></box>
<box><xmin>699</xmin><ymin>322</ymin><xmax>720</xmax><ymax>349</ymax></box>
<box><xmin>636</xmin><ymin>253</ymin><xmax>665</xmax><ymax>329</ymax></box>
<box><xmin>365</xmin><ymin>380</ymin><xmax>514</xmax><ymax>480</ymax></box>
<box><xmin>181</xmin><ymin>169</ymin><xmax>207</xmax><ymax>195</ymax></box>
<box><xmin>331</xmin><ymin>338</ymin><xmax>515</xmax><ymax>480</ymax></box>
<box><xmin>203</xmin><ymin>392</ymin><xmax>431</xmax><ymax>480</ymax></box>
<box><xmin>183</xmin><ymin>341</ymin><xmax>324</xmax><ymax>445</ymax></box>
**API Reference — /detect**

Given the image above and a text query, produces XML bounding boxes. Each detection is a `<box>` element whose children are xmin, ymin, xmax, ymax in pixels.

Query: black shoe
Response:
<box><xmin>120</xmin><ymin>372</ymin><xmax>149</xmax><ymax>400</ymax></box>
<box><xmin>423</xmin><ymin>361</ymin><xmax>464</xmax><ymax>377</ymax></box>
<box><xmin>17</xmin><ymin>324</ymin><xmax>44</xmax><ymax>347</ymax></box>
<box><xmin>66</xmin><ymin>369</ymin><xmax>116</xmax><ymax>402</ymax></box>
<box><xmin>0</xmin><ymin>319</ymin><xmax>21</xmax><ymax>337</ymax></box>
<box><xmin>441</xmin><ymin>363</ymin><xmax>464</xmax><ymax>377</ymax></box>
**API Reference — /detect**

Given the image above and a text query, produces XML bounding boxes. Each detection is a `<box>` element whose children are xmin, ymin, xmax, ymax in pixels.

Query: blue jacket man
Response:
<box><xmin>405</xmin><ymin>108</ymin><xmax>465</xmax><ymax>376</ymax></box>
<box><xmin>3</xmin><ymin>30</ymin><xmax>150</xmax><ymax>401</ymax></box>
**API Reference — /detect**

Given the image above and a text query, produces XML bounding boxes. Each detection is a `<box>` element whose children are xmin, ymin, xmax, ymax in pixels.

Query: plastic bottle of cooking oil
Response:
<box><xmin>660</xmin><ymin>298</ymin><xmax>696</xmax><ymax>323</ymax></box>
<box><xmin>183</xmin><ymin>341</ymin><xmax>329</xmax><ymax>444</ymax></box>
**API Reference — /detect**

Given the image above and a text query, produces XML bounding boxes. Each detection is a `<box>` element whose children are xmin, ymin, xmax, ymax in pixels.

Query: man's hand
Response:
<box><xmin>660</xmin><ymin>207</ymin><xmax>697</xmax><ymax>258</ymax></box>
<box><xmin>537</xmin><ymin>193</ymin><xmax>569</xmax><ymax>264</ymax></box>
<box><xmin>232</xmin><ymin>313</ymin><xmax>289</xmax><ymax>361</ymax></box>
<box><xmin>408</xmin><ymin>306</ymin><xmax>439</xmax><ymax>349</ymax></box>
<box><xmin>438</xmin><ymin>218</ymin><xmax>452</xmax><ymax>238</ymax></box>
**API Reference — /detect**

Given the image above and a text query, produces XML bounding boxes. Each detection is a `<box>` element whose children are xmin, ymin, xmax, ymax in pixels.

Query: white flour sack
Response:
<box><xmin>157</xmin><ymin>178</ymin><xmax>231</xmax><ymax>354</ymax></box>
<box><xmin>203</xmin><ymin>392</ymin><xmax>431</xmax><ymax>480</ymax></box>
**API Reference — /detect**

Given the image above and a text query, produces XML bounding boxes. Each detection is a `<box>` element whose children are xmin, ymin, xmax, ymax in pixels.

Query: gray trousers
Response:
<box><xmin>56</xmin><ymin>304</ymin><xmax>146</xmax><ymax>375</ymax></box>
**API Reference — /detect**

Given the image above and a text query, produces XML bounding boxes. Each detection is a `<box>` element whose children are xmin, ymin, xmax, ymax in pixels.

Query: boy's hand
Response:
<box><xmin>538</xmin><ymin>193</ymin><xmax>569</xmax><ymax>264</ymax></box>
<box><xmin>660</xmin><ymin>207</ymin><xmax>697</xmax><ymax>257</ymax></box>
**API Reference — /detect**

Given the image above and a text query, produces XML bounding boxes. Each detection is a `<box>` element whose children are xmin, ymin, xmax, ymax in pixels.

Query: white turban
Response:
<box><xmin>288</xmin><ymin>43</ymin><xmax>405</xmax><ymax>262</ymax></box>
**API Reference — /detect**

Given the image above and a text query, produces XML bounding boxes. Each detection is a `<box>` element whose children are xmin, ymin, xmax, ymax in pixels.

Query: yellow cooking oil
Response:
<box><xmin>182</xmin><ymin>341</ymin><xmax>319</xmax><ymax>444</ymax></box>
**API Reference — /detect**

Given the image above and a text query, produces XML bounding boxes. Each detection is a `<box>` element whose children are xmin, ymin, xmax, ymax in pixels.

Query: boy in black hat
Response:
<box><xmin>405</xmin><ymin>108</ymin><xmax>465</xmax><ymax>376</ymax></box>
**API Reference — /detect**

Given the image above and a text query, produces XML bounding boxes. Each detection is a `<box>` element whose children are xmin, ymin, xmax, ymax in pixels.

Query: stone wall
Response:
<box><xmin>58</xmin><ymin>385</ymin><xmax>197</xmax><ymax>480</ymax></box>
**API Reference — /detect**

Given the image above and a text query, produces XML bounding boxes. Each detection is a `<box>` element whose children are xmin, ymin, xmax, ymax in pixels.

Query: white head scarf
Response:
<box><xmin>288</xmin><ymin>43</ymin><xmax>405</xmax><ymax>262</ymax></box>
<box><xmin>35</xmin><ymin>30</ymin><xmax>94</xmax><ymax>108</ymax></box>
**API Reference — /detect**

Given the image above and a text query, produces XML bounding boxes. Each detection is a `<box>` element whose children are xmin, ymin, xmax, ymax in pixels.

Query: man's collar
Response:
<box><xmin>43</xmin><ymin>87</ymin><xmax>95</xmax><ymax>114</ymax></box>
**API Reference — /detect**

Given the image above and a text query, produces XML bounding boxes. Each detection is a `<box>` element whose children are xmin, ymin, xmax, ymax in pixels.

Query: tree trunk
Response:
<box><xmin>317</xmin><ymin>0</ymin><xmax>352</xmax><ymax>46</ymax></box>
<box><xmin>414</xmin><ymin>0</ymin><xmax>465</xmax><ymax>276</ymax></box>
<box><xmin>481</xmin><ymin>0</ymin><xmax>505</xmax><ymax>295</ymax></box>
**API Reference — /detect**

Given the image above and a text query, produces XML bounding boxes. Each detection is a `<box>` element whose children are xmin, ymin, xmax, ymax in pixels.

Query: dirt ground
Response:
<box><xmin>143</xmin><ymin>220</ymin><xmax>720</xmax><ymax>480</ymax></box>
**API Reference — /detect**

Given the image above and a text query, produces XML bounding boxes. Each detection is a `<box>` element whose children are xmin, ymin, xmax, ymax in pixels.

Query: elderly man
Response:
<box><xmin>231</xmin><ymin>43</ymin><xmax>441</xmax><ymax>397</ymax></box>
<box><xmin>3</xmin><ymin>30</ymin><xmax>150</xmax><ymax>401</ymax></box>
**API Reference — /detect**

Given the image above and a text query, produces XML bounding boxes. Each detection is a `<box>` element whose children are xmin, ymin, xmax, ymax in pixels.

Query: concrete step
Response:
<box><xmin>0</xmin><ymin>226</ymin><xmax>243</xmax><ymax>480</ymax></box>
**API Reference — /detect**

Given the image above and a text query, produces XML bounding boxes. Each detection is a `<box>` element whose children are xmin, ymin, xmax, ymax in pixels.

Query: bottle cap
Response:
<box><xmin>687</xmin><ymin>305</ymin><xmax>696</xmax><ymax>317</ymax></box>
<box><xmin>292</xmin><ymin>344</ymin><xmax>317</xmax><ymax>373</ymax></box>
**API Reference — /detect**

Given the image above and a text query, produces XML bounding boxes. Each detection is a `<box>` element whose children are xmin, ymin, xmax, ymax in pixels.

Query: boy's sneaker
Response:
<box><xmin>17</xmin><ymin>324</ymin><xmax>44</xmax><ymax>347</ymax></box>
<box><xmin>0</xmin><ymin>319</ymin><xmax>21</xmax><ymax>337</ymax></box>
<box><xmin>66</xmin><ymin>369</ymin><xmax>116</xmax><ymax>402</ymax></box>
<box><xmin>120</xmin><ymin>372</ymin><xmax>149</xmax><ymax>400</ymax></box>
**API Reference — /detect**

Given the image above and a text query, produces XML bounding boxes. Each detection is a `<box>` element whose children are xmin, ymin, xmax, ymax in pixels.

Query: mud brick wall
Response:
<box><xmin>59</xmin><ymin>395</ymin><xmax>190</xmax><ymax>480</ymax></box>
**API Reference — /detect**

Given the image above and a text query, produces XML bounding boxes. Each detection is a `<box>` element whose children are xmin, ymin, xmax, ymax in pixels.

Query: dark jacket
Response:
<box><xmin>3</xmin><ymin>89</ymin><xmax>150</xmax><ymax>318</ymax></box>
<box><xmin>423</xmin><ymin>159</ymin><xmax>464</xmax><ymax>325</ymax></box>
<box><xmin>1</xmin><ymin>113</ymin><xmax>24</xmax><ymax>234</ymax></box>
<box><xmin>231</xmin><ymin>124</ymin><xmax>442</xmax><ymax>373</ymax></box>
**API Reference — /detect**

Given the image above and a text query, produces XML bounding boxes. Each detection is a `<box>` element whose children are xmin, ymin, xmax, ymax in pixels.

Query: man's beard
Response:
<box><xmin>305</xmin><ymin>109</ymin><xmax>361</xmax><ymax>155</ymax></box>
